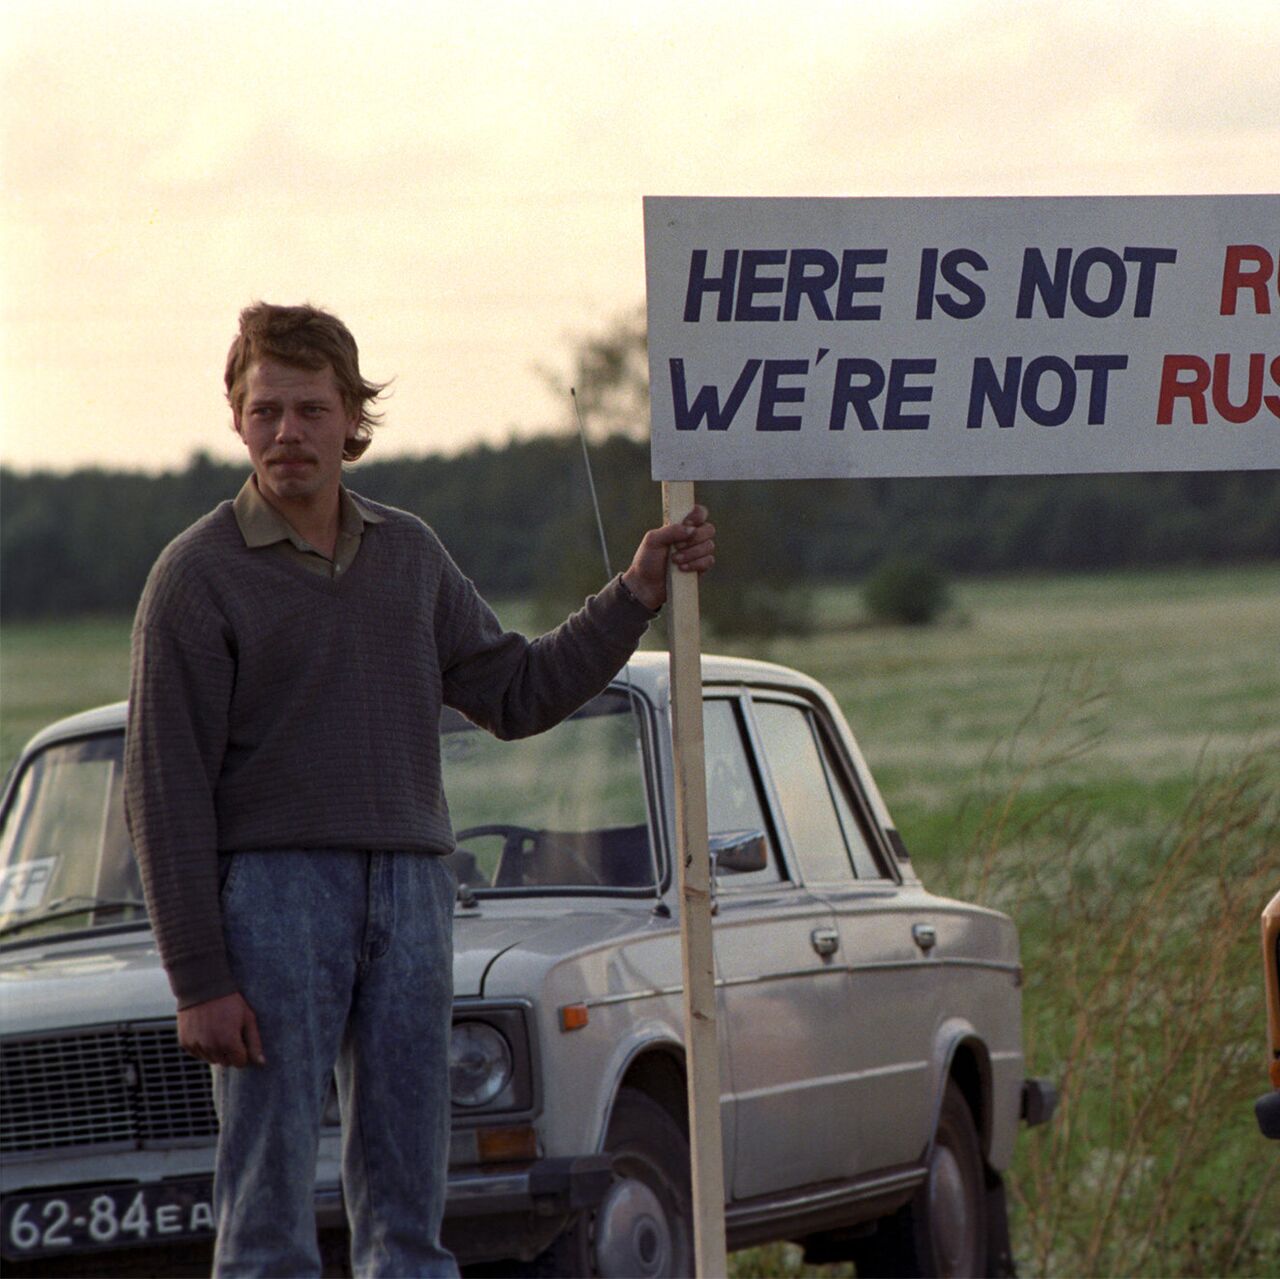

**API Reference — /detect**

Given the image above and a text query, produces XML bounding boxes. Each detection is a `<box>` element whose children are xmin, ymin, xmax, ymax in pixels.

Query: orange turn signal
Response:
<box><xmin>476</xmin><ymin>1125</ymin><xmax>538</xmax><ymax>1163</ymax></box>
<box><xmin>559</xmin><ymin>1003</ymin><xmax>590</xmax><ymax>1032</ymax></box>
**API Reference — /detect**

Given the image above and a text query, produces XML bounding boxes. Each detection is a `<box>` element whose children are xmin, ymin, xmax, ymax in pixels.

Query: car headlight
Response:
<box><xmin>449</xmin><ymin>1021</ymin><xmax>514</xmax><ymax>1108</ymax></box>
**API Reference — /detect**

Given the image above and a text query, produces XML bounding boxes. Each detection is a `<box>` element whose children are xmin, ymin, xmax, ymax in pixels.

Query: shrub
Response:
<box><xmin>702</xmin><ymin>580</ymin><xmax>814</xmax><ymax>642</ymax></box>
<box><xmin>861</xmin><ymin>555</ymin><xmax>950</xmax><ymax>626</ymax></box>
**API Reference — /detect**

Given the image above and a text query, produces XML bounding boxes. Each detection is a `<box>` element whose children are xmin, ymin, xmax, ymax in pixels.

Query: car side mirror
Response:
<box><xmin>709</xmin><ymin>829</ymin><xmax>768</xmax><ymax>875</ymax></box>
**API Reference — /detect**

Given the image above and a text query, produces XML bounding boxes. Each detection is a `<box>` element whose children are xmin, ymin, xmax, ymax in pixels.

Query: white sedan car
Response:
<box><xmin>0</xmin><ymin>653</ymin><xmax>1054</xmax><ymax>1277</ymax></box>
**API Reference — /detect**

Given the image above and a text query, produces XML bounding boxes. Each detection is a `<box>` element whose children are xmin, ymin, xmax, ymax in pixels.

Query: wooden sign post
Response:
<box><xmin>662</xmin><ymin>478</ymin><xmax>728</xmax><ymax>1278</ymax></box>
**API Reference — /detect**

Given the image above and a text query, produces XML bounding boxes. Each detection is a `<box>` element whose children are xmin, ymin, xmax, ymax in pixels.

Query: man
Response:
<box><xmin>124</xmin><ymin>302</ymin><xmax>715</xmax><ymax>1278</ymax></box>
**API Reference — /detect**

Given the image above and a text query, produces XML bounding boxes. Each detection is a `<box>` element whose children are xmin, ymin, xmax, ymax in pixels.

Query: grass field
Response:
<box><xmin>2</xmin><ymin>563</ymin><xmax>1277</xmax><ymax>1276</ymax></box>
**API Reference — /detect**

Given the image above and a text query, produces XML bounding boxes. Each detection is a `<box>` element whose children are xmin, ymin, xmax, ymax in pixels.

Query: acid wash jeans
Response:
<box><xmin>210</xmin><ymin>849</ymin><xmax>458</xmax><ymax>1279</ymax></box>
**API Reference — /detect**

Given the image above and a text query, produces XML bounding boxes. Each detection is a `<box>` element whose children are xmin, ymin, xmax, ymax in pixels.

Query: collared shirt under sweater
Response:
<box><xmin>124</xmin><ymin>492</ymin><xmax>654</xmax><ymax>1008</ymax></box>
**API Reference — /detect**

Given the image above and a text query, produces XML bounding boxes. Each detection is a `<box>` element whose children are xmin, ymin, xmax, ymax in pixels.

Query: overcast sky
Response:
<box><xmin>2</xmin><ymin>0</ymin><xmax>1277</xmax><ymax>474</ymax></box>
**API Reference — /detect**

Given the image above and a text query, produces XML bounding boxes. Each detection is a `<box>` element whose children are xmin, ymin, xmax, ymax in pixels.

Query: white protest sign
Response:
<box><xmin>644</xmin><ymin>195</ymin><xmax>1278</xmax><ymax>480</ymax></box>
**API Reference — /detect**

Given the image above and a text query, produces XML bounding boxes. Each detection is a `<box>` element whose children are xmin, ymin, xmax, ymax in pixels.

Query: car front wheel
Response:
<box><xmin>540</xmin><ymin>1088</ymin><xmax>694</xmax><ymax>1278</ymax></box>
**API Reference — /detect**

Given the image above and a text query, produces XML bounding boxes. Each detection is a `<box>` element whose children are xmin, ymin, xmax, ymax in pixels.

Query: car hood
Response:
<box><xmin>0</xmin><ymin>930</ymin><xmax>177</xmax><ymax>1035</ymax></box>
<box><xmin>453</xmin><ymin>901</ymin><xmax>663</xmax><ymax>997</ymax></box>
<box><xmin>0</xmin><ymin>906</ymin><xmax>658</xmax><ymax>1027</ymax></box>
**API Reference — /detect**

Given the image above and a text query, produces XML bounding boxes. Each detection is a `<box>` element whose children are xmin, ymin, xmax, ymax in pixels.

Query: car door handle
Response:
<box><xmin>912</xmin><ymin>923</ymin><xmax>937</xmax><ymax>952</ymax></box>
<box><xmin>811</xmin><ymin>927</ymin><xmax>840</xmax><ymax>957</ymax></box>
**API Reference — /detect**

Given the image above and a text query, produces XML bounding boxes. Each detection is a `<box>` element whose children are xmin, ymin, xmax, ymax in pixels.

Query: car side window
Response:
<box><xmin>702</xmin><ymin>698</ymin><xmax>782</xmax><ymax>888</ymax></box>
<box><xmin>752</xmin><ymin>701</ymin><xmax>855</xmax><ymax>884</ymax></box>
<box><xmin>752</xmin><ymin>700</ymin><xmax>887</xmax><ymax>883</ymax></box>
<box><xmin>814</xmin><ymin>722</ymin><xmax>887</xmax><ymax>880</ymax></box>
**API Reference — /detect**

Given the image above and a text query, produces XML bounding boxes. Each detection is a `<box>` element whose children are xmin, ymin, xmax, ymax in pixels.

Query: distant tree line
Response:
<box><xmin>2</xmin><ymin>438</ymin><xmax>1277</xmax><ymax>624</ymax></box>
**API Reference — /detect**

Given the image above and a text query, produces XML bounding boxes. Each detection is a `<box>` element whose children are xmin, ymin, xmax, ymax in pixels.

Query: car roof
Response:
<box><xmin>20</xmin><ymin>702</ymin><xmax>131</xmax><ymax>753</ymax></box>
<box><xmin>14</xmin><ymin>653</ymin><xmax>828</xmax><ymax>758</ymax></box>
<box><xmin>618</xmin><ymin>650</ymin><xmax>831</xmax><ymax>710</ymax></box>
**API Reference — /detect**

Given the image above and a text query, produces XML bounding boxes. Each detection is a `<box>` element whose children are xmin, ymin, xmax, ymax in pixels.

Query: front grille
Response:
<box><xmin>133</xmin><ymin>1024</ymin><xmax>221</xmax><ymax>1142</ymax></box>
<box><xmin>0</xmin><ymin>1022</ymin><xmax>217</xmax><ymax>1156</ymax></box>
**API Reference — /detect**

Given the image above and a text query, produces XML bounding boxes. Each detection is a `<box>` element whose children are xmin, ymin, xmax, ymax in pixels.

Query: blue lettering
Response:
<box><xmin>1070</xmin><ymin>247</ymin><xmax>1127</xmax><ymax>318</ymax></box>
<box><xmin>1073</xmin><ymin>354</ymin><xmax>1129</xmax><ymax>423</ymax></box>
<box><xmin>967</xmin><ymin>357</ymin><xmax>1021</xmax><ymax>428</ymax></box>
<box><xmin>683</xmin><ymin>250</ymin><xmax>739</xmax><ymax>322</ymax></box>
<box><xmin>683</xmin><ymin>248</ymin><xmax>896</xmax><ymax>322</ymax></box>
<box><xmin>937</xmin><ymin>249</ymin><xmax>987</xmax><ymax>319</ymax></box>
<box><xmin>735</xmin><ymin>250</ymin><xmax>787</xmax><ymax>321</ymax></box>
<box><xmin>1122</xmin><ymin>246</ymin><xmax>1178</xmax><ymax>317</ymax></box>
<box><xmin>669</xmin><ymin>358</ymin><xmax>762</xmax><ymax>430</ymax></box>
<box><xmin>919</xmin><ymin>248</ymin><xmax>987</xmax><ymax>319</ymax></box>
<box><xmin>916</xmin><ymin>248</ymin><xmax>939</xmax><ymax>320</ymax></box>
<box><xmin>1016</xmin><ymin>247</ymin><xmax>1072</xmax><ymax>319</ymax></box>
<box><xmin>829</xmin><ymin>358</ymin><xmax>886</xmax><ymax>430</ymax></box>
<box><xmin>829</xmin><ymin>358</ymin><xmax>934</xmax><ymax>431</ymax></box>
<box><xmin>969</xmin><ymin>354</ymin><xmax>1129</xmax><ymax>427</ymax></box>
<box><xmin>884</xmin><ymin>359</ymin><xmax>936</xmax><ymax>430</ymax></box>
<box><xmin>1017</xmin><ymin>245</ymin><xmax>1179</xmax><ymax>319</ymax></box>
<box><xmin>1021</xmin><ymin>356</ymin><xmax>1076</xmax><ymax>426</ymax></box>
<box><xmin>835</xmin><ymin>250</ymin><xmax>887</xmax><ymax>321</ymax></box>
<box><xmin>783</xmin><ymin>249</ymin><xmax>839</xmax><ymax>321</ymax></box>
<box><xmin>757</xmin><ymin>360</ymin><xmax>808</xmax><ymax>430</ymax></box>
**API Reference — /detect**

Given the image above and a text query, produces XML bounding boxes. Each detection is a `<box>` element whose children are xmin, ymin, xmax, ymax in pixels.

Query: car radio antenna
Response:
<box><xmin>571</xmin><ymin>388</ymin><xmax>614</xmax><ymax>580</ymax></box>
<box><xmin>571</xmin><ymin>390</ymin><xmax>670</xmax><ymax>917</ymax></box>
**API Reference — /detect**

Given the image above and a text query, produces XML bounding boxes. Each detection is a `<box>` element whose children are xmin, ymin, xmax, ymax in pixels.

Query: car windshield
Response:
<box><xmin>0</xmin><ymin>734</ymin><xmax>148</xmax><ymax>941</ymax></box>
<box><xmin>440</xmin><ymin>688</ymin><xmax>657</xmax><ymax>893</ymax></box>
<box><xmin>0</xmin><ymin>690</ymin><xmax>657</xmax><ymax>935</ymax></box>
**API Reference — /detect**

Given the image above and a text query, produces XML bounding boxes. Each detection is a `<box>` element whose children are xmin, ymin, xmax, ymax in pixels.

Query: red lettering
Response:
<box><xmin>1211</xmin><ymin>353</ymin><xmax>1265</xmax><ymax>423</ymax></box>
<box><xmin>1219</xmin><ymin>245</ymin><xmax>1275</xmax><ymax>316</ymax></box>
<box><xmin>1157</xmin><ymin>355</ymin><xmax>1210</xmax><ymax>424</ymax></box>
<box><xmin>1160</xmin><ymin>352</ymin><xmax>1280</xmax><ymax>424</ymax></box>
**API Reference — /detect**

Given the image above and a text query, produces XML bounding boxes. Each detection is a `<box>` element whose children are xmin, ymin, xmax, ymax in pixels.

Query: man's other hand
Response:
<box><xmin>621</xmin><ymin>505</ymin><xmax>716</xmax><ymax>612</ymax></box>
<box><xmin>178</xmin><ymin>991</ymin><xmax>266</xmax><ymax>1068</ymax></box>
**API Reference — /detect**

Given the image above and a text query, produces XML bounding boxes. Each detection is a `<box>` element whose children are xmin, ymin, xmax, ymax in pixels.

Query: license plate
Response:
<box><xmin>1</xmin><ymin>1179</ymin><xmax>215</xmax><ymax>1259</ymax></box>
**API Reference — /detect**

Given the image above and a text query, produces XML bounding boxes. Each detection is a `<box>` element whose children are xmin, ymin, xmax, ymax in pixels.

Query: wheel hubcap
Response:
<box><xmin>593</xmin><ymin>1176</ymin><xmax>672</xmax><ymax>1277</ymax></box>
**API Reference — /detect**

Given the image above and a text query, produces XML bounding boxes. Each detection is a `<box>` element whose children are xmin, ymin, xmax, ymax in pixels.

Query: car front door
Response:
<box><xmin>703</xmin><ymin>693</ymin><xmax>857</xmax><ymax>1200</ymax></box>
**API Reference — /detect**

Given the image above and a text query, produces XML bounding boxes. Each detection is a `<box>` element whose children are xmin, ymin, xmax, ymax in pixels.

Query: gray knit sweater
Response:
<box><xmin>124</xmin><ymin>496</ymin><xmax>654</xmax><ymax>1007</ymax></box>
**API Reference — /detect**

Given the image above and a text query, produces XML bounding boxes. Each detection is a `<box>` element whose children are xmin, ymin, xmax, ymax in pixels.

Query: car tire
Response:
<box><xmin>855</xmin><ymin>1081</ymin><xmax>988</xmax><ymax>1278</ymax></box>
<box><xmin>533</xmin><ymin>1088</ymin><xmax>694</xmax><ymax>1278</ymax></box>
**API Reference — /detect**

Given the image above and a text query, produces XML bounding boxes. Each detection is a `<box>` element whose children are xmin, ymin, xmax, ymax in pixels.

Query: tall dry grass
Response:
<box><xmin>730</xmin><ymin>668</ymin><xmax>1278</xmax><ymax>1278</ymax></box>
<box><xmin>943</xmin><ymin>670</ymin><xmax>1280</xmax><ymax>1278</ymax></box>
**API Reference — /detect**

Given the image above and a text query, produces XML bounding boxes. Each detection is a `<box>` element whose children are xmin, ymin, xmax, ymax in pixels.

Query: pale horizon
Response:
<box><xmin>3</xmin><ymin>0</ymin><xmax>1277</xmax><ymax>475</ymax></box>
